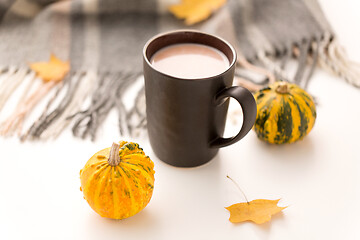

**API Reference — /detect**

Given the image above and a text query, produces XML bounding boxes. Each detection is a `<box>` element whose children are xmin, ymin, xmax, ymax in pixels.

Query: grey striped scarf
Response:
<box><xmin>0</xmin><ymin>0</ymin><xmax>357</xmax><ymax>141</ymax></box>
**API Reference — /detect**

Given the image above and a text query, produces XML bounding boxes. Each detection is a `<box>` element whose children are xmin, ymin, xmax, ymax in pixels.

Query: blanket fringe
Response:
<box><xmin>0</xmin><ymin>34</ymin><xmax>358</xmax><ymax>142</ymax></box>
<box><xmin>235</xmin><ymin>33</ymin><xmax>360</xmax><ymax>93</ymax></box>
<box><xmin>234</xmin><ymin>54</ymin><xmax>277</xmax><ymax>92</ymax></box>
<box><xmin>41</xmin><ymin>71</ymin><xmax>97</xmax><ymax>140</ymax></box>
<box><xmin>0</xmin><ymin>72</ymin><xmax>58</xmax><ymax>137</ymax></box>
<box><xmin>318</xmin><ymin>34</ymin><xmax>360</xmax><ymax>87</ymax></box>
<box><xmin>0</xmin><ymin>68</ymin><xmax>28</xmax><ymax>112</ymax></box>
<box><xmin>69</xmin><ymin>71</ymin><xmax>142</xmax><ymax>141</ymax></box>
<box><xmin>125</xmin><ymin>85</ymin><xmax>147</xmax><ymax>137</ymax></box>
<box><xmin>0</xmin><ymin>69</ymin><xmax>145</xmax><ymax>141</ymax></box>
<box><xmin>22</xmin><ymin>72</ymin><xmax>81</xmax><ymax>141</ymax></box>
<box><xmin>257</xmin><ymin>51</ymin><xmax>291</xmax><ymax>82</ymax></box>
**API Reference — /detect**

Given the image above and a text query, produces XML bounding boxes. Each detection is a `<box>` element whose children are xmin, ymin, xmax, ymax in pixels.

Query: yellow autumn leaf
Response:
<box><xmin>225</xmin><ymin>199</ymin><xmax>287</xmax><ymax>224</ymax></box>
<box><xmin>169</xmin><ymin>0</ymin><xmax>227</xmax><ymax>25</ymax></box>
<box><xmin>29</xmin><ymin>54</ymin><xmax>70</xmax><ymax>82</ymax></box>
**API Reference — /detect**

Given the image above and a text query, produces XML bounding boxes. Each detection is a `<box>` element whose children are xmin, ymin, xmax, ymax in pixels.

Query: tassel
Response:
<box><xmin>0</xmin><ymin>78</ymin><xmax>58</xmax><ymax>137</ymax></box>
<box><xmin>0</xmin><ymin>68</ymin><xmax>28</xmax><ymax>113</ymax></box>
<box><xmin>291</xmin><ymin>39</ymin><xmax>320</xmax><ymax>90</ymax></box>
<box><xmin>70</xmin><ymin>71</ymin><xmax>140</xmax><ymax>141</ymax></box>
<box><xmin>294</xmin><ymin>40</ymin><xmax>311</xmax><ymax>85</ymax></box>
<box><xmin>257</xmin><ymin>51</ymin><xmax>291</xmax><ymax>82</ymax></box>
<box><xmin>21</xmin><ymin>78</ymin><xmax>67</xmax><ymax>141</ymax></box>
<box><xmin>114</xmin><ymin>72</ymin><xmax>140</xmax><ymax>137</ymax></box>
<box><xmin>318</xmin><ymin>33</ymin><xmax>360</xmax><ymax>88</ymax></box>
<box><xmin>70</xmin><ymin>72</ymin><xmax>112</xmax><ymax>140</ymax></box>
<box><xmin>40</xmin><ymin>71</ymin><xmax>97</xmax><ymax>140</ymax></box>
<box><xmin>280</xmin><ymin>42</ymin><xmax>293</xmax><ymax>69</ymax></box>
<box><xmin>125</xmin><ymin>85</ymin><xmax>146</xmax><ymax>137</ymax></box>
<box><xmin>302</xmin><ymin>38</ymin><xmax>320</xmax><ymax>90</ymax></box>
<box><xmin>22</xmin><ymin>72</ymin><xmax>79</xmax><ymax>141</ymax></box>
<box><xmin>234</xmin><ymin>53</ymin><xmax>277</xmax><ymax>92</ymax></box>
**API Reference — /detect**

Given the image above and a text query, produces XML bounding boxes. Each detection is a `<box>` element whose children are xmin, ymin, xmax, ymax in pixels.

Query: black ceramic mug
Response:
<box><xmin>143</xmin><ymin>30</ymin><xmax>257</xmax><ymax>167</ymax></box>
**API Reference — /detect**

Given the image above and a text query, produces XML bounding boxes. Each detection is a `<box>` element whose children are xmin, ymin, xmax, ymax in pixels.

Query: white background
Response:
<box><xmin>1</xmin><ymin>0</ymin><xmax>360</xmax><ymax>239</ymax></box>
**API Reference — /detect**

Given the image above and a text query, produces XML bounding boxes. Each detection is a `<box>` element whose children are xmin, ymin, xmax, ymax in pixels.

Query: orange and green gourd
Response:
<box><xmin>80</xmin><ymin>141</ymin><xmax>155</xmax><ymax>219</ymax></box>
<box><xmin>254</xmin><ymin>81</ymin><xmax>316</xmax><ymax>144</ymax></box>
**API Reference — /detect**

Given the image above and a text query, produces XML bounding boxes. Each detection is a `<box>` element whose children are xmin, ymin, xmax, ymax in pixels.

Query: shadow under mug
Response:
<box><xmin>143</xmin><ymin>30</ymin><xmax>257</xmax><ymax>167</ymax></box>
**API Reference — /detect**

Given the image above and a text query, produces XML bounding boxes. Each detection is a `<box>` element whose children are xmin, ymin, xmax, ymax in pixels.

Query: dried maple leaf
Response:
<box><xmin>226</xmin><ymin>199</ymin><xmax>287</xmax><ymax>224</ymax></box>
<box><xmin>169</xmin><ymin>0</ymin><xmax>227</xmax><ymax>25</ymax></box>
<box><xmin>29</xmin><ymin>54</ymin><xmax>70</xmax><ymax>82</ymax></box>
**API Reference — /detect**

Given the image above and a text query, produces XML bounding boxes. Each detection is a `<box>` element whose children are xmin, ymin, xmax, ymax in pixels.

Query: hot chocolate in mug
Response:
<box><xmin>143</xmin><ymin>30</ymin><xmax>257</xmax><ymax>167</ymax></box>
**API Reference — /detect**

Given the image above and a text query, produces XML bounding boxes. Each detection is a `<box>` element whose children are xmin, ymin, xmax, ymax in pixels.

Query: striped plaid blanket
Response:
<box><xmin>0</xmin><ymin>0</ymin><xmax>357</xmax><ymax>141</ymax></box>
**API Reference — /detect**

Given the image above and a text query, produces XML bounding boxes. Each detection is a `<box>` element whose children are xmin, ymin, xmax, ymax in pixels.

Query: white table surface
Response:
<box><xmin>1</xmin><ymin>1</ymin><xmax>360</xmax><ymax>239</ymax></box>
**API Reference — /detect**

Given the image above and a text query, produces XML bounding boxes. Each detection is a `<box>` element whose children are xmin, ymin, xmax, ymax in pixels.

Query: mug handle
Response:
<box><xmin>210</xmin><ymin>86</ymin><xmax>257</xmax><ymax>148</ymax></box>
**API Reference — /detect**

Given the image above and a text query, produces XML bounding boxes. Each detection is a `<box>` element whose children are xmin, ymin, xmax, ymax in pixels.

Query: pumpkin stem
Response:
<box><xmin>108</xmin><ymin>142</ymin><xmax>121</xmax><ymax>166</ymax></box>
<box><xmin>275</xmin><ymin>82</ymin><xmax>289</xmax><ymax>94</ymax></box>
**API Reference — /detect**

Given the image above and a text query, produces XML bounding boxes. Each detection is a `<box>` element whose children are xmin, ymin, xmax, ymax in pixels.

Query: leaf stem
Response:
<box><xmin>226</xmin><ymin>175</ymin><xmax>250</xmax><ymax>204</ymax></box>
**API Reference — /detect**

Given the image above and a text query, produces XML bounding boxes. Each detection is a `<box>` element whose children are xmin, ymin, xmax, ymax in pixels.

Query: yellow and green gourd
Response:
<box><xmin>254</xmin><ymin>81</ymin><xmax>316</xmax><ymax>144</ymax></box>
<box><xmin>80</xmin><ymin>141</ymin><xmax>155</xmax><ymax>219</ymax></box>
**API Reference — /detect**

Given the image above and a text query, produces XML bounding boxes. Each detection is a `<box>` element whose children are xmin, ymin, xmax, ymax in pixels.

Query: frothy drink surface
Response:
<box><xmin>150</xmin><ymin>43</ymin><xmax>229</xmax><ymax>79</ymax></box>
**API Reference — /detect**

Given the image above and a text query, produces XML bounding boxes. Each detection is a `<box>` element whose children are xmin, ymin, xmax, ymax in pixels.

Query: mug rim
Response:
<box><xmin>143</xmin><ymin>29</ymin><xmax>237</xmax><ymax>82</ymax></box>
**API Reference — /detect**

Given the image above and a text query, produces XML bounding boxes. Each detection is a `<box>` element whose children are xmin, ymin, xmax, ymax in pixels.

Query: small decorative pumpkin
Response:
<box><xmin>80</xmin><ymin>141</ymin><xmax>155</xmax><ymax>219</ymax></box>
<box><xmin>254</xmin><ymin>81</ymin><xmax>316</xmax><ymax>144</ymax></box>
